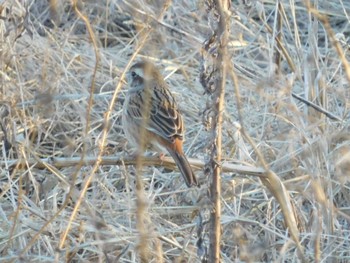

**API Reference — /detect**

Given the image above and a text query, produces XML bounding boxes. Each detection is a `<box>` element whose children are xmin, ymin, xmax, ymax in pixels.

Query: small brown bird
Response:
<box><xmin>122</xmin><ymin>61</ymin><xmax>199</xmax><ymax>187</ymax></box>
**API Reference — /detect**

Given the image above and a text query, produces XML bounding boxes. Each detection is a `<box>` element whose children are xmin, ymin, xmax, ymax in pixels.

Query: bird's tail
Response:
<box><xmin>167</xmin><ymin>149</ymin><xmax>200</xmax><ymax>188</ymax></box>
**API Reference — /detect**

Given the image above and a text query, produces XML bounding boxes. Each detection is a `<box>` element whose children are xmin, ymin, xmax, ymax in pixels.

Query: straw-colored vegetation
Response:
<box><xmin>1</xmin><ymin>0</ymin><xmax>350</xmax><ymax>262</ymax></box>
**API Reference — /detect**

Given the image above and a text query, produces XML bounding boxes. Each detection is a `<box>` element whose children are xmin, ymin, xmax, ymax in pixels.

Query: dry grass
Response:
<box><xmin>1</xmin><ymin>0</ymin><xmax>350</xmax><ymax>262</ymax></box>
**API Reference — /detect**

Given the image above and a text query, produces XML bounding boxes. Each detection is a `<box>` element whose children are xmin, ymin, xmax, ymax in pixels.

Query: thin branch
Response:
<box><xmin>291</xmin><ymin>92</ymin><xmax>342</xmax><ymax>121</ymax></box>
<box><xmin>0</xmin><ymin>155</ymin><xmax>265</xmax><ymax>178</ymax></box>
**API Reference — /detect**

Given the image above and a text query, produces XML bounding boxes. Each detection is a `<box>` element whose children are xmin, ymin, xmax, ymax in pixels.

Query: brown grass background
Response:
<box><xmin>1</xmin><ymin>0</ymin><xmax>350</xmax><ymax>262</ymax></box>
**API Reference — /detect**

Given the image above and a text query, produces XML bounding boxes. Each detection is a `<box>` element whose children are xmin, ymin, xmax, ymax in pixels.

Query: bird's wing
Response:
<box><xmin>125</xmin><ymin>83</ymin><xmax>184</xmax><ymax>143</ymax></box>
<box><xmin>148</xmin><ymin>85</ymin><xmax>184</xmax><ymax>142</ymax></box>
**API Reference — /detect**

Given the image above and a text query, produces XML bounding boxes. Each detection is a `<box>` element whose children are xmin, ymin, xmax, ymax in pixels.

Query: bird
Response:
<box><xmin>122</xmin><ymin>60</ymin><xmax>199</xmax><ymax>188</ymax></box>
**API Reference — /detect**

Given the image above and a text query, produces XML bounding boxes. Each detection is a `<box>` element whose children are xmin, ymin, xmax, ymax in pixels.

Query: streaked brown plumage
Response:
<box><xmin>122</xmin><ymin>61</ymin><xmax>199</xmax><ymax>187</ymax></box>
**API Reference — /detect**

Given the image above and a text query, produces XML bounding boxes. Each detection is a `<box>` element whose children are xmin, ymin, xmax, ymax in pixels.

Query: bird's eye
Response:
<box><xmin>131</xmin><ymin>71</ymin><xmax>137</xmax><ymax>78</ymax></box>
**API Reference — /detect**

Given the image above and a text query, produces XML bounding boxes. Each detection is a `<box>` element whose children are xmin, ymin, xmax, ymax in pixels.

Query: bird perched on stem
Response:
<box><xmin>122</xmin><ymin>60</ymin><xmax>199</xmax><ymax>188</ymax></box>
